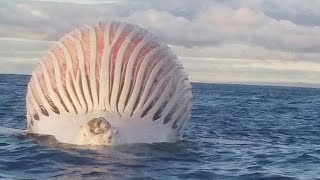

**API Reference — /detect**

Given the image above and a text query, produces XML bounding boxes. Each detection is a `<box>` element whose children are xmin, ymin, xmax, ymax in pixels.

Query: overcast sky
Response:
<box><xmin>1</xmin><ymin>0</ymin><xmax>320</xmax><ymax>87</ymax></box>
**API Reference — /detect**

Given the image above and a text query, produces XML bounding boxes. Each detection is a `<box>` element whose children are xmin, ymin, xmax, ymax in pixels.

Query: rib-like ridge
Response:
<box><xmin>26</xmin><ymin>20</ymin><xmax>192</xmax><ymax>142</ymax></box>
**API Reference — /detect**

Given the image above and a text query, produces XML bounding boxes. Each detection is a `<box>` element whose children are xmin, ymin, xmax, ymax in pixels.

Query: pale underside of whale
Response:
<box><xmin>26</xmin><ymin>21</ymin><xmax>192</xmax><ymax>146</ymax></box>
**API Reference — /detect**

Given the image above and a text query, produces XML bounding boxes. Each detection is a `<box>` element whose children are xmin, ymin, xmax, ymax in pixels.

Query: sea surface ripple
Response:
<box><xmin>0</xmin><ymin>74</ymin><xmax>319</xmax><ymax>179</ymax></box>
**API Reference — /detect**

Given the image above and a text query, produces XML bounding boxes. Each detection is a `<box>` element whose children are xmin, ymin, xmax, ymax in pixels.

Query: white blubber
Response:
<box><xmin>26</xmin><ymin>21</ymin><xmax>192</xmax><ymax>146</ymax></box>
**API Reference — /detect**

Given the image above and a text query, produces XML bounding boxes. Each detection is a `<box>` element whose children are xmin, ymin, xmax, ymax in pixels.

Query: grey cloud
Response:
<box><xmin>2</xmin><ymin>0</ymin><xmax>320</xmax><ymax>53</ymax></box>
<box><xmin>0</xmin><ymin>38</ymin><xmax>52</xmax><ymax>58</ymax></box>
<box><xmin>0</xmin><ymin>0</ymin><xmax>129</xmax><ymax>40</ymax></box>
<box><xmin>1</xmin><ymin>1</ymin><xmax>320</xmax><ymax>62</ymax></box>
<box><xmin>181</xmin><ymin>56</ymin><xmax>320</xmax><ymax>85</ymax></box>
<box><xmin>123</xmin><ymin>6</ymin><xmax>320</xmax><ymax>53</ymax></box>
<box><xmin>213</xmin><ymin>0</ymin><xmax>320</xmax><ymax>26</ymax></box>
<box><xmin>0</xmin><ymin>57</ymin><xmax>39</xmax><ymax>74</ymax></box>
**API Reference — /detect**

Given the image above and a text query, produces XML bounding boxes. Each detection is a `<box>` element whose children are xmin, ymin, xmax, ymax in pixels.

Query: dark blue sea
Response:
<box><xmin>0</xmin><ymin>74</ymin><xmax>319</xmax><ymax>180</ymax></box>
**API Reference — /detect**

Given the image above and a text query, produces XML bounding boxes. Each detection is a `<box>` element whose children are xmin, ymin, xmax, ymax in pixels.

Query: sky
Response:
<box><xmin>1</xmin><ymin>0</ymin><xmax>320</xmax><ymax>87</ymax></box>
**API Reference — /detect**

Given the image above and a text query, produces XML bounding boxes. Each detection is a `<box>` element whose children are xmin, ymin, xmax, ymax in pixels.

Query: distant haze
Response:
<box><xmin>1</xmin><ymin>0</ymin><xmax>320</xmax><ymax>87</ymax></box>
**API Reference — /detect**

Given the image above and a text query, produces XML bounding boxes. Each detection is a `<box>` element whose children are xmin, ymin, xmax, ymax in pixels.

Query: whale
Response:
<box><xmin>26</xmin><ymin>21</ymin><xmax>192</xmax><ymax>146</ymax></box>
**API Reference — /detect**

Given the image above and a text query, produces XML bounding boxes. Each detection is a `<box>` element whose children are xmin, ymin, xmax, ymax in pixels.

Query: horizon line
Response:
<box><xmin>1</xmin><ymin>73</ymin><xmax>320</xmax><ymax>89</ymax></box>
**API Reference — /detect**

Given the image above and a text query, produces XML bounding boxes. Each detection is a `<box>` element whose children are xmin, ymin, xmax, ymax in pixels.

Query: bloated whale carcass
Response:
<box><xmin>26</xmin><ymin>21</ymin><xmax>192</xmax><ymax>146</ymax></box>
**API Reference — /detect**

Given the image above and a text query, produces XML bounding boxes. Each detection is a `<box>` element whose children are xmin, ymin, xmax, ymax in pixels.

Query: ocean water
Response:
<box><xmin>0</xmin><ymin>74</ymin><xmax>320</xmax><ymax>180</ymax></box>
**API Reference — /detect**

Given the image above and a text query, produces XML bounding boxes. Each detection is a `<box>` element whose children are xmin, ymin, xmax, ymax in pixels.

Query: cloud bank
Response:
<box><xmin>1</xmin><ymin>0</ymin><xmax>320</xmax><ymax>86</ymax></box>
